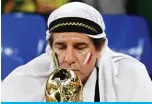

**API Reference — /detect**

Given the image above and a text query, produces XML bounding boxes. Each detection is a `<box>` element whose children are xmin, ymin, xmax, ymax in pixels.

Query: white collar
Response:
<box><xmin>83</xmin><ymin>67</ymin><xmax>97</xmax><ymax>102</ymax></box>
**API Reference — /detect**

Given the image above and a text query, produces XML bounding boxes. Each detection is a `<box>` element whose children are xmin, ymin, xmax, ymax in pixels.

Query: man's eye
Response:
<box><xmin>57</xmin><ymin>46</ymin><xmax>66</xmax><ymax>50</ymax></box>
<box><xmin>55</xmin><ymin>45</ymin><xmax>66</xmax><ymax>50</ymax></box>
<box><xmin>76</xmin><ymin>46</ymin><xmax>87</xmax><ymax>50</ymax></box>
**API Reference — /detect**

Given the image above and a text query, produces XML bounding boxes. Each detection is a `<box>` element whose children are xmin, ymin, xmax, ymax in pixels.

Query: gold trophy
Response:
<box><xmin>45</xmin><ymin>53</ymin><xmax>83</xmax><ymax>102</ymax></box>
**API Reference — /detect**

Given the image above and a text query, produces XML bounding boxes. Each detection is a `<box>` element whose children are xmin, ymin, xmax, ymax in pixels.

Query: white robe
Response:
<box><xmin>2</xmin><ymin>47</ymin><xmax>152</xmax><ymax>102</ymax></box>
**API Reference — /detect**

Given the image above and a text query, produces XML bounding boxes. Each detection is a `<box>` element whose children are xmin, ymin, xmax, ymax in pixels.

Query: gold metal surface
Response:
<box><xmin>45</xmin><ymin>68</ymin><xmax>83</xmax><ymax>102</ymax></box>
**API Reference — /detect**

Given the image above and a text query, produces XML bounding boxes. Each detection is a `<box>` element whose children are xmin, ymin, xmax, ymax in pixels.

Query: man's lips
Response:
<box><xmin>72</xmin><ymin>69</ymin><xmax>79</xmax><ymax>71</ymax></box>
<box><xmin>69</xmin><ymin>69</ymin><xmax>79</xmax><ymax>73</ymax></box>
<box><xmin>60</xmin><ymin>68</ymin><xmax>79</xmax><ymax>72</ymax></box>
<box><xmin>62</xmin><ymin>68</ymin><xmax>78</xmax><ymax>71</ymax></box>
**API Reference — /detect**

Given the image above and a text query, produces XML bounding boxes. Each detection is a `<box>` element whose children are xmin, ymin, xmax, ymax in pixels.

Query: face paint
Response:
<box><xmin>83</xmin><ymin>52</ymin><xmax>92</xmax><ymax>65</ymax></box>
<box><xmin>53</xmin><ymin>52</ymin><xmax>60</xmax><ymax>68</ymax></box>
<box><xmin>87</xmin><ymin>53</ymin><xmax>92</xmax><ymax>64</ymax></box>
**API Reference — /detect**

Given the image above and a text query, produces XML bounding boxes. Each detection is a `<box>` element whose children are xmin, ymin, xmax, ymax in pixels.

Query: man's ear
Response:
<box><xmin>96</xmin><ymin>48</ymin><xmax>102</xmax><ymax>60</ymax></box>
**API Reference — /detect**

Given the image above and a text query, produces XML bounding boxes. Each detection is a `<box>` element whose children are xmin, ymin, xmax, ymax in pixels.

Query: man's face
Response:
<box><xmin>52</xmin><ymin>32</ymin><xmax>101</xmax><ymax>84</ymax></box>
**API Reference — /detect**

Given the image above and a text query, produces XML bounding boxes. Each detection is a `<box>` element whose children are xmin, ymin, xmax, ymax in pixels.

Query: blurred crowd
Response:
<box><xmin>1</xmin><ymin>0</ymin><xmax>152</xmax><ymax>40</ymax></box>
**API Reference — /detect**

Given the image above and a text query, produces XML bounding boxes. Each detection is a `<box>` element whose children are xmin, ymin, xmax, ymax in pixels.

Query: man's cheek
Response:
<box><xmin>57</xmin><ymin>52</ymin><xmax>66</xmax><ymax>65</ymax></box>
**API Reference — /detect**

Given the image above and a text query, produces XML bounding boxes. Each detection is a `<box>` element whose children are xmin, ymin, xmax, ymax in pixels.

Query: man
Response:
<box><xmin>2</xmin><ymin>2</ymin><xmax>152</xmax><ymax>102</ymax></box>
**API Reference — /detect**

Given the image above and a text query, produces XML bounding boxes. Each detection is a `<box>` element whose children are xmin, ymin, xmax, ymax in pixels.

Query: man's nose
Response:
<box><xmin>64</xmin><ymin>47</ymin><xmax>76</xmax><ymax>65</ymax></box>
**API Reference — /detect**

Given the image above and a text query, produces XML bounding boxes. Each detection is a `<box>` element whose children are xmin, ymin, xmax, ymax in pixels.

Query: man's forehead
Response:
<box><xmin>53</xmin><ymin>32</ymin><xmax>93</xmax><ymax>44</ymax></box>
<box><xmin>53</xmin><ymin>32</ymin><xmax>91</xmax><ymax>40</ymax></box>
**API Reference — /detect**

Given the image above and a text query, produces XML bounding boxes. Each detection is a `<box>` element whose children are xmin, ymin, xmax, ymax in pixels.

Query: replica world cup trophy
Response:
<box><xmin>45</xmin><ymin>53</ymin><xmax>83</xmax><ymax>102</ymax></box>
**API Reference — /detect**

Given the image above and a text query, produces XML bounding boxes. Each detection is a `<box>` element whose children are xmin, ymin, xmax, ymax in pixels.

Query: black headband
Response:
<box><xmin>49</xmin><ymin>17</ymin><xmax>103</xmax><ymax>35</ymax></box>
